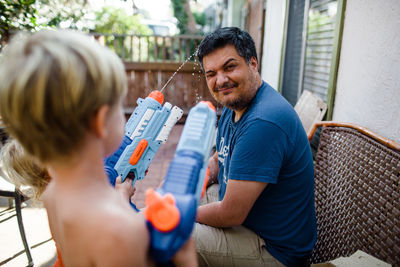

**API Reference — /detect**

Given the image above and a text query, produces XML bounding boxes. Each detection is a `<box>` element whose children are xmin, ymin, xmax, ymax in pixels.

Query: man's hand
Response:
<box><xmin>115</xmin><ymin>176</ymin><xmax>136</xmax><ymax>203</ymax></box>
<box><xmin>207</xmin><ymin>151</ymin><xmax>219</xmax><ymax>187</ymax></box>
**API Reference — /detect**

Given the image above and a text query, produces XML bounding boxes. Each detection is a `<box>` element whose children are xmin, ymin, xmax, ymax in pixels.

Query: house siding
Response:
<box><xmin>333</xmin><ymin>0</ymin><xmax>400</xmax><ymax>143</ymax></box>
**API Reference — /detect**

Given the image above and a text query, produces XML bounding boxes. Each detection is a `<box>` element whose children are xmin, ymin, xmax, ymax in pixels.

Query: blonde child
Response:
<box><xmin>0</xmin><ymin>138</ymin><xmax>135</xmax><ymax>206</ymax></box>
<box><xmin>0</xmin><ymin>138</ymin><xmax>137</xmax><ymax>267</ymax></box>
<box><xmin>0</xmin><ymin>138</ymin><xmax>50</xmax><ymax>200</ymax></box>
<box><xmin>0</xmin><ymin>30</ymin><xmax>196</xmax><ymax>267</ymax></box>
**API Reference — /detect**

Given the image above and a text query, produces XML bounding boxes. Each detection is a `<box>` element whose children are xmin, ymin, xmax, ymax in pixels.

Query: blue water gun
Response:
<box><xmin>104</xmin><ymin>90</ymin><xmax>183</xmax><ymax>187</ymax></box>
<box><xmin>144</xmin><ymin>101</ymin><xmax>217</xmax><ymax>263</ymax></box>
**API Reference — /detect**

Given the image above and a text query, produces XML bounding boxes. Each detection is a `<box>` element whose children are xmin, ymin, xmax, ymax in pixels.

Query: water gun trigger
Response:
<box><xmin>104</xmin><ymin>89</ymin><xmax>183</xmax><ymax>188</ymax></box>
<box><xmin>145</xmin><ymin>188</ymin><xmax>180</xmax><ymax>232</ymax></box>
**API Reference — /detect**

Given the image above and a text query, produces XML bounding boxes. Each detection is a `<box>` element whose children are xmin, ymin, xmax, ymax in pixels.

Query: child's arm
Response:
<box><xmin>114</xmin><ymin>176</ymin><xmax>136</xmax><ymax>203</ymax></box>
<box><xmin>171</xmin><ymin>237</ymin><xmax>198</xmax><ymax>267</ymax></box>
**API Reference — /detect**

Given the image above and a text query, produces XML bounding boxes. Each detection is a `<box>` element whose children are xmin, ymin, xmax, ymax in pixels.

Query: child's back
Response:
<box><xmin>0</xmin><ymin>137</ymin><xmax>150</xmax><ymax>266</ymax></box>
<box><xmin>0</xmin><ymin>30</ymin><xmax>159</xmax><ymax>266</ymax></box>
<box><xmin>43</xmin><ymin>172</ymin><xmax>151</xmax><ymax>266</ymax></box>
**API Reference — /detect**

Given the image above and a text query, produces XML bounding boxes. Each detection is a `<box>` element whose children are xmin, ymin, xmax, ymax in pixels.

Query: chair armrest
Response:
<box><xmin>308</xmin><ymin>121</ymin><xmax>400</xmax><ymax>151</ymax></box>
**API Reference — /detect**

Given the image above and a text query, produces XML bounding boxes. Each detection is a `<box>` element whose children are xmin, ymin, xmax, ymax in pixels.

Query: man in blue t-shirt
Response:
<box><xmin>193</xmin><ymin>27</ymin><xmax>317</xmax><ymax>267</ymax></box>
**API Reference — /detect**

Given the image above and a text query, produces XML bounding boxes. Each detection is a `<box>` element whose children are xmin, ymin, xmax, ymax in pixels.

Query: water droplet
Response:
<box><xmin>160</xmin><ymin>51</ymin><xmax>197</xmax><ymax>93</ymax></box>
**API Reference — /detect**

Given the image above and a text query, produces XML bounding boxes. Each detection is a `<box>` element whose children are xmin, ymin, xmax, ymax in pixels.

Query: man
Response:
<box><xmin>193</xmin><ymin>27</ymin><xmax>317</xmax><ymax>267</ymax></box>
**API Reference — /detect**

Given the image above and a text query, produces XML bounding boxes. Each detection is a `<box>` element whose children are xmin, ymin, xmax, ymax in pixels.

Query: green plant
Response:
<box><xmin>0</xmin><ymin>0</ymin><xmax>38</xmax><ymax>51</ymax></box>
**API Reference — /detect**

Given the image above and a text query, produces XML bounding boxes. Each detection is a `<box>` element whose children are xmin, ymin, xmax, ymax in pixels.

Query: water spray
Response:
<box><xmin>159</xmin><ymin>49</ymin><xmax>199</xmax><ymax>93</ymax></box>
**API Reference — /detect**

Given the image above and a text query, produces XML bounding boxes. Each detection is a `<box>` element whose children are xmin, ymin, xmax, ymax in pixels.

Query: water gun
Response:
<box><xmin>104</xmin><ymin>91</ymin><xmax>183</xmax><ymax>187</ymax></box>
<box><xmin>144</xmin><ymin>101</ymin><xmax>217</xmax><ymax>263</ymax></box>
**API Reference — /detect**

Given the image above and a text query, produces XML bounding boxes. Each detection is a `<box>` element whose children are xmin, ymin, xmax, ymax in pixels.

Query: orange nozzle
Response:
<box><xmin>148</xmin><ymin>91</ymin><xmax>164</xmax><ymax>105</ymax></box>
<box><xmin>200</xmin><ymin>101</ymin><xmax>216</xmax><ymax>112</ymax></box>
<box><xmin>144</xmin><ymin>188</ymin><xmax>180</xmax><ymax>232</ymax></box>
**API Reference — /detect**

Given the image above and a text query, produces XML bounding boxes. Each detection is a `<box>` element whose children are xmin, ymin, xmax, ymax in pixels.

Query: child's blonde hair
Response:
<box><xmin>0</xmin><ymin>30</ymin><xmax>127</xmax><ymax>163</ymax></box>
<box><xmin>0</xmin><ymin>139</ymin><xmax>50</xmax><ymax>199</ymax></box>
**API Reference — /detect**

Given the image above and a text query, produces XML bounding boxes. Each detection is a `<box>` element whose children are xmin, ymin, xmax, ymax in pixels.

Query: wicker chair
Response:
<box><xmin>308</xmin><ymin>122</ymin><xmax>400</xmax><ymax>266</ymax></box>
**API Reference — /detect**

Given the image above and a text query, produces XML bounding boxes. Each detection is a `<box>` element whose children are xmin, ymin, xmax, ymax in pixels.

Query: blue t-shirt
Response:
<box><xmin>216</xmin><ymin>81</ymin><xmax>317</xmax><ymax>267</ymax></box>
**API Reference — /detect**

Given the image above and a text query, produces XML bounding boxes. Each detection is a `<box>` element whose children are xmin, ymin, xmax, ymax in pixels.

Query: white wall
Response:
<box><xmin>260</xmin><ymin>0</ymin><xmax>287</xmax><ymax>90</ymax></box>
<box><xmin>333</xmin><ymin>0</ymin><xmax>400</xmax><ymax>143</ymax></box>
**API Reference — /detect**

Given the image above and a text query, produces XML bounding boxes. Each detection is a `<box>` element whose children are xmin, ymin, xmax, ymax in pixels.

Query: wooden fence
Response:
<box><xmin>123</xmin><ymin>61</ymin><xmax>222</xmax><ymax>121</ymax></box>
<box><xmin>91</xmin><ymin>33</ymin><xmax>204</xmax><ymax>62</ymax></box>
<box><xmin>91</xmin><ymin>33</ymin><xmax>222</xmax><ymax>120</ymax></box>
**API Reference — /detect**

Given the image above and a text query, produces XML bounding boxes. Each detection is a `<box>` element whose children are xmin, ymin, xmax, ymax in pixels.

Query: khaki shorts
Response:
<box><xmin>192</xmin><ymin>184</ymin><xmax>285</xmax><ymax>267</ymax></box>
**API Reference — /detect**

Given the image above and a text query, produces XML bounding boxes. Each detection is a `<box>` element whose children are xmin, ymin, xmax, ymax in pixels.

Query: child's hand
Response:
<box><xmin>171</xmin><ymin>237</ymin><xmax>198</xmax><ymax>267</ymax></box>
<box><xmin>115</xmin><ymin>176</ymin><xmax>136</xmax><ymax>203</ymax></box>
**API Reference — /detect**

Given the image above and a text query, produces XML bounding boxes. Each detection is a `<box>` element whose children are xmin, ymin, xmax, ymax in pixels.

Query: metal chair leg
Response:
<box><xmin>14</xmin><ymin>189</ymin><xmax>34</xmax><ymax>267</ymax></box>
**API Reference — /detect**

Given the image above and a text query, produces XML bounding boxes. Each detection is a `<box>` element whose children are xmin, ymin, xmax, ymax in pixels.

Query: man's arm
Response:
<box><xmin>206</xmin><ymin>151</ymin><xmax>219</xmax><ymax>187</ymax></box>
<box><xmin>197</xmin><ymin>120</ymin><xmax>284</xmax><ymax>227</ymax></box>
<box><xmin>196</xmin><ymin>179</ymin><xmax>267</xmax><ymax>227</ymax></box>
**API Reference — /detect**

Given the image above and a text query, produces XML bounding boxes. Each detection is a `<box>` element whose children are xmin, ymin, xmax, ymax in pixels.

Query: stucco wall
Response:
<box><xmin>333</xmin><ymin>0</ymin><xmax>400</xmax><ymax>142</ymax></box>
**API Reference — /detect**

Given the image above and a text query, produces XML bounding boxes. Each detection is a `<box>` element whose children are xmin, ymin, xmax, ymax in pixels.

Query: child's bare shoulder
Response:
<box><xmin>82</xmin><ymin>194</ymin><xmax>150</xmax><ymax>246</ymax></box>
<box><xmin>93</xmin><ymin>202</ymin><xmax>150</xmax><ymax>266</ymax></box>
<box><xmin>91</xmin><ymin>208</ymin><xmax>151</xmax><ymax>266</ymax></box>
<box><xmin>48</xmin><ymin>190</ymin><xmax>153</xmax><ymax>266</ymax></box>
<box><xmin>101</xmin><ymin>204</ymin><xmax>148</xmax><ymax>240</ymax></box>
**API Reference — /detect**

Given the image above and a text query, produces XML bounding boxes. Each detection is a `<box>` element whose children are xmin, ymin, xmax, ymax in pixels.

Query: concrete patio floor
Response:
<box><xmin>0</xmin><ymin>124</ymin><xmax>183</xmax><ymax>267</ymax></box>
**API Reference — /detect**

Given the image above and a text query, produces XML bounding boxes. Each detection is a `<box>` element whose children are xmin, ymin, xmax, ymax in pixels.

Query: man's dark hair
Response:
<box><xmin>197</xmin><ymin>27</ymin><xmax>258</xmax><ymax>67</ymax></box>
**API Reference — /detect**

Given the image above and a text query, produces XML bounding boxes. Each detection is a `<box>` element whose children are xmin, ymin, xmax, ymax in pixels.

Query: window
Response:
<box><xmin>280</xmin><ymin>0</ymin><xmax>345</xmax><ymax>119</ymax></box>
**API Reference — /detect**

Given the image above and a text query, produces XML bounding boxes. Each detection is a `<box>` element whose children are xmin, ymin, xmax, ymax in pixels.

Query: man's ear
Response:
<box><xmin>92</xmin><ymin>105</ymin><xmax>110</xmax><ymax>138</ymax></box>
<box><xmin>249</xmin><ymin>56</ymin><xmax>258</xmax><ymax>71</ymax></box>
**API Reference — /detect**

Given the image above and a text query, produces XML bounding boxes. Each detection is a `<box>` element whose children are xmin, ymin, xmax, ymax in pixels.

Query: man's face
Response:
<box><xmin>202</xmin><ymin>45</ymin><xmax>260</xmax><ymax>111</ymax></box>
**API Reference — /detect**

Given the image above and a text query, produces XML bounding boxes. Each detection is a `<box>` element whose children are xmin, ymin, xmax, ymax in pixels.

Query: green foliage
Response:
<box><xmin>193</xmin><ymin>11</ymin><xmax>205</xmax><ymax>27</ymax></box>
<box><xmin>38</xmin><ymin>0</ymin><xmax>90</xmax><ymax>30</ymax></box>
<box><xmin>0</xmin><ymin>0</ymin><xmax>93</xmax><ymax>50</ymax></box>
<box><xmin>171</xmin><ymin>0</ymin><xmax>188</xmax><ymax>34</ymax></box>
<box><xmin>0</xmin><ymin>0</ymin><xmax>38</xmax><ymax>50</ymax></box>
<box><xmin>171</xmin><ymin>0</ymin><xmax>205</xmax><ymax>34</ymax></box>
<box><xmin>93</xmin><ymin>6</ymin><xmax>152</xmax><ymax>61</ymax></box>
<box><xmin>93</xmin><ymin>6</ymin><xmax>152</xmax><ymax>35</ymax></box>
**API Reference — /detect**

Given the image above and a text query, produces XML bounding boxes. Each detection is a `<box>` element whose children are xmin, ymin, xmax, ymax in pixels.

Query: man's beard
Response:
<box><xmin>216</xmin><ymin>80</ymin><xmax>258</xmax><ymax>111</ymax></box>
<box><xmin>224</xmin><ymin>92</ymin><xmax>255</xmax><ymax>110</ymax></box>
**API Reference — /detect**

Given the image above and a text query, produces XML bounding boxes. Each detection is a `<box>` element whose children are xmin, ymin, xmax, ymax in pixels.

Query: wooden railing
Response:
<box><xmin>90</xmin><ymin>33</ymin><xmax>204</xmax><ymax>62</ymax></box>
<box><xmin>90</xmin><ymin>33</ymin><xmax>221</xmax><ymax>120</ymax></box>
